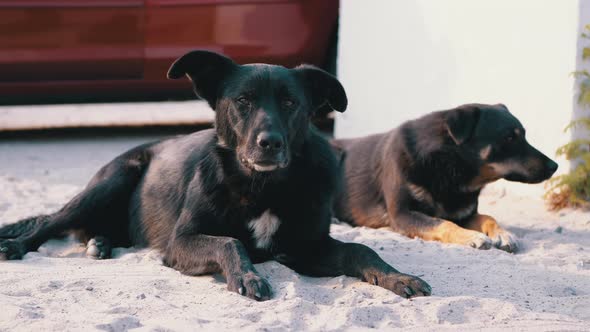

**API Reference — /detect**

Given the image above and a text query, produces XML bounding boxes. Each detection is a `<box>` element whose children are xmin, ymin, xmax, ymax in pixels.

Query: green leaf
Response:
<box><xmin>572</xmin><ymin>70</ymin><xmax>590</xmax><ymax>78</ymax></box>
<box><xmin>555</xmin><ymin>139</ymin><xmax>590</xmax><ymax>159</ymax></box>
<box><xmin>577</xmin><ymin>75</ymin><xmax>590</xmax><ymax>106</ymax></box>
<box><xmin>579</xmin><ymin>89</ymin><xmax>590</xmax><ymax>106</ymax></box>
<box><xmin>564</xmin><ymin>118</ymin><xmax>590</xmax><ymax>132</ymax></box>
<box><xmin>545</xmin><ymin>22</ymin><xmax>590</xmax><ymax>209</ymax></box>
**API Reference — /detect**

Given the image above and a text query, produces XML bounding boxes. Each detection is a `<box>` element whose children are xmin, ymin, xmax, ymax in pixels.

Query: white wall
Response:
<box><xmin>573</xmin><ymin>0</ymin><xmax>590</xmax><ymax>145</ymax></box>
<box><xmin>335</xmin><ymin>0</ymin><xmax>580</xmax><ymax>174</ymax></box>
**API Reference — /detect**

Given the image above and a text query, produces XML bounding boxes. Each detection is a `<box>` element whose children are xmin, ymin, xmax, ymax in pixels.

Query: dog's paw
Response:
<box><xmin>227</xmin><ymin>271</ymin><xmax>272</xmax><ymax>301</ymax></box>
<box><xmin>86</xmin><ymin>236</ymin><xmax>112</xmax><ymax>260</ymax></box>
<box><xmin>370</xmin><ymin>272</ymin><xmax>432</xmax><ymax>298</ymax></box>
<box><xmin>464</xmin><ymin>231</ymin><xmax>492</xmax><ymax>250</ymax></box>
<box><xmin>0</xmin><ymin>239</ymin><xmax>26</xmax><ymax>260</ymax></box>
<box><xmin>489</xmin><ymin>228</ymin><xmax>519</xmax><ymax>253</ymax></box>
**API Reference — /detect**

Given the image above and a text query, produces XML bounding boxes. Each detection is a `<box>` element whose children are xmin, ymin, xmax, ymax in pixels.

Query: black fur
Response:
<box><xmin>332</xmin><ymin>103</ymin><xmax>558</xmax><ymax>252</ymax></box>
<box><xmin>0</xmin><ymin>51</ymin><xmax>431</xmax><ymax>300</ymax></box>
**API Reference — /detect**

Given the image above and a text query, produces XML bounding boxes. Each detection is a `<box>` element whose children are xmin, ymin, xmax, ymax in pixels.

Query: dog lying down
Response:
<box><xmin>332</xmin><ymin>103</ymin><xmax>558</xmax><ymax>253</ymax></box>
<box><xmin>0</xmin><ymin>51</ymin><xmax>431</xmax><ymax>300</ymax></box>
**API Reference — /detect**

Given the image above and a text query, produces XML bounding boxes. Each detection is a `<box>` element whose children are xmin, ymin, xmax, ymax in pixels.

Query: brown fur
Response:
<box><xmin>333</xmin><ymin>103</ymin><xmax>558</xmax><ymax>253</ymax></box>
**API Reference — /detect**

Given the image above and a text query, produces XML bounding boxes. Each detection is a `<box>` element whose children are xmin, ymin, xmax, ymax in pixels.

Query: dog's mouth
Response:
<box><xmin>498</xmin><ymin>159</ymin><xmax>558</xmax><ymax>184</ymax></box>
<box><xmin>240</xmin><ymin>157</ymin><xmax>289</xmax><ymax>172</ymax></box>
<box><xmin>504</xmin><ymin>171</ymin><xmax>553</xmax><ymax>184</ymax></box>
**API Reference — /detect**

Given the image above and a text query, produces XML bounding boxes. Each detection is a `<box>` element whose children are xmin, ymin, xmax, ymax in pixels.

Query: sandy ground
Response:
<box><xmin>0</xmin><ymin>134</ymin><xmax>589</xmax><ymax>331</ymax></box>
<box><xmin>0</xmin><ymin>177</ymin><xmax>589</xmax><ymax>331</ymax></box>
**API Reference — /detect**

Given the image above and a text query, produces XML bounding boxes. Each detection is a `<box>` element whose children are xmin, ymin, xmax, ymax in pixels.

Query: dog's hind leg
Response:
<box><xmin>0</xmin><ymin>145</ymin><xmax>152</xmax><ymax>261</ymax></box>
<box><xmin>85</xmin><ymin>236</ymin><xmax>112</xmax><ymax>260</ymax></box>
<box><xmin>0</xmin><ymin>215</ymin><xmax>51</xmax><ymax>239</ymax></box>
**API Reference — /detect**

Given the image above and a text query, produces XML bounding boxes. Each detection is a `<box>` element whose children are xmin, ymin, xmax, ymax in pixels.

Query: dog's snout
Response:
<box><xmin>257</xmin><ymin>132</ymin><xmax>283</xmax><ymax>151</ymax></box>
<box><xmin>546</xmin><ymin>160</ymin><xmax>558</xmax><ymax>175</ymax></box>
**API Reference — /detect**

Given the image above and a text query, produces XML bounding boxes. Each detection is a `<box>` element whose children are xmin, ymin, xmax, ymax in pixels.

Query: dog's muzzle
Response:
<box><xmin>240</xmin><ymin>131</ymin><xmax>289</xmax><ymax>172</ymax></box>
<box><xmin>502</xmin><ymin>158</ymin><xmax>559</xmax><ymax>183</ymax></box>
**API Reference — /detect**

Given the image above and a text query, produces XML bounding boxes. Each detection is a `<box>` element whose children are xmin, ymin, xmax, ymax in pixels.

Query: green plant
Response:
<box><xmin>545</xmin><ymin>25</ymin><xmax>590</xmax><ymax>210</ymax></box>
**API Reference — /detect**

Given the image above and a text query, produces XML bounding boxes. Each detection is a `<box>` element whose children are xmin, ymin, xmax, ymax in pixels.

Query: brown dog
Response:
<box><xmin>332</xmin><ymin>103</ymin><xmax>558</xmax><ymax>252</ymax></box>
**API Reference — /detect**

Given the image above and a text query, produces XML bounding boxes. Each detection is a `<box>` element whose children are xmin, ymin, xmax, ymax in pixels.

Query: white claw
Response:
<box><xmin>86</xmin><ymin>245</ymin><xmax>100</xmax><ymax>257</ymax></box>
<box><xmin>492</xmin><ymin>229</ymin><xmax>519</xmax><ymax>252</ymax></box>
<box><xmin>468</xmin><ymin>233</ymin><xmax>492</xmax><ymax>249</ymax></box>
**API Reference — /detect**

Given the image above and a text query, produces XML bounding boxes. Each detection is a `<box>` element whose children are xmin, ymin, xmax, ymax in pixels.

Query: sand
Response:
<box><xmin>0</xmin><ymin>175</ymin><xmax>589</xmax><ymax>331</ymax></box>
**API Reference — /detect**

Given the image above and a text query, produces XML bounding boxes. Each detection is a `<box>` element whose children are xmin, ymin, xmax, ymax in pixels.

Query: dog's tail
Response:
<box><xmin>0</xmin><ymin>215</ymin><xmax>50</xmax><ymax>239</ymax></box>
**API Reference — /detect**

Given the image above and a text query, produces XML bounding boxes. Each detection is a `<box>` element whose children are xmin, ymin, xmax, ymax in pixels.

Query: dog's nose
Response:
<box><xmin>546</xmin><ymin>160</ymin><xmax>558</xmax><ymax>174</ymax></box>
<box><xmin>257</xmin><ymin>132</ymin><xmax>283</xmax><ymax>150</ymax></box>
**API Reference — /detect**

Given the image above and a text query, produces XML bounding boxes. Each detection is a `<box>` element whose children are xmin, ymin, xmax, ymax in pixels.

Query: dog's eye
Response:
<box><xmin>282</xmin><ymin>98</ymin><xmax>296</xmax><ymax>108</ymax></box>
<box><xmin>237</xmin><ymin>97</ymin><xmax>251</xmax><ymax>106</ymax></box>
<box><xmin>504</xmin><ymin>134</ymin><xmax>515</xmax><ymax>143</ymax></box>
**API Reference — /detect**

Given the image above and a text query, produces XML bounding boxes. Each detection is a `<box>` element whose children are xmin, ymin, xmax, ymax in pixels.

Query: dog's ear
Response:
<box><xmin>495</xmin><ymin>103</ymin><xmax>509</xmax><ymax>111</ymax></box>
<box><xmin>445</xmin><ymin>105</ymin><xmax>481</xmax><ymax>145</ymax></box>
<box><xmin>167</xmin><ymin>50</ymin><xmax>237</xmax><ymax>109</ymax></box>
<box><xmin>294</xmin><ymin>65</ymin><xmax>348</xmax><ymax>115</ymax></box>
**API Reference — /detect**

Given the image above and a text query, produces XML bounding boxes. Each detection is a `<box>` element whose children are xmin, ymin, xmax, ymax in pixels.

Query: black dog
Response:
<box><xmin>0</xmin><ymin>51</ymin><xmax>431</xmax><ymax>300</ymax></box>
<box><xmin>332</xmin><ymin>103</ymin><xmax>558</xmax><ymax>253</ymax></box>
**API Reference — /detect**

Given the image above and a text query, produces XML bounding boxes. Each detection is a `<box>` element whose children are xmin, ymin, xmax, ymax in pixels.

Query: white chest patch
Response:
<box><xmin>248</xmin><ymin>210</ymin><xmax>281</xmax><ymax>249</ymax></box>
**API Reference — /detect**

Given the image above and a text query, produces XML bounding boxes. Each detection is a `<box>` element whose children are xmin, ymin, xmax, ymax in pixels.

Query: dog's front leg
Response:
<box><xmin>283</xmin><ymin>237</ymin><xmax>431</xmax><ymax>298</ymax></box>
<box><xmin>464</xmin><ymin>214</ymin><xmax>519</xmax><ymax>252</ymax></box>
<box><xmin>393</xmin><ymin>210</ymin><xmax>493</xmax><ymax>250</ymax></box>
<box><xmin>164</xmin><ymin>233</ymin><xmax>272</xmax><ymax>301</ymax></box>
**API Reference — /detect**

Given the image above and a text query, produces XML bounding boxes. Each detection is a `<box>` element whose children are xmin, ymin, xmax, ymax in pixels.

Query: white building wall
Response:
<box><xmin>573</xmin><ymin>0</ymin><xmax>590</xmax><ymax>143</ymax></box>
<box><xmin>335</xmin><ymin>0</ymin><xmax>581</xmax><ymax>175</ymax></box>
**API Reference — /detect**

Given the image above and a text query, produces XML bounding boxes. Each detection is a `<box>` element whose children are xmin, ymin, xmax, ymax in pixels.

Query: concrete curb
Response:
<box><xmin>0</xmin><ymin>100</ymin><xmax>214</xmax><ymax>131</ymax></box>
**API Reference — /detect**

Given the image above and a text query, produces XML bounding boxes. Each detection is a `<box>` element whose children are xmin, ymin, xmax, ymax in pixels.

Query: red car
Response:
<box><xmin>0</xmin><ymin>0</ymin><xmax>339</xmax><ymax>104</ymax></box>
